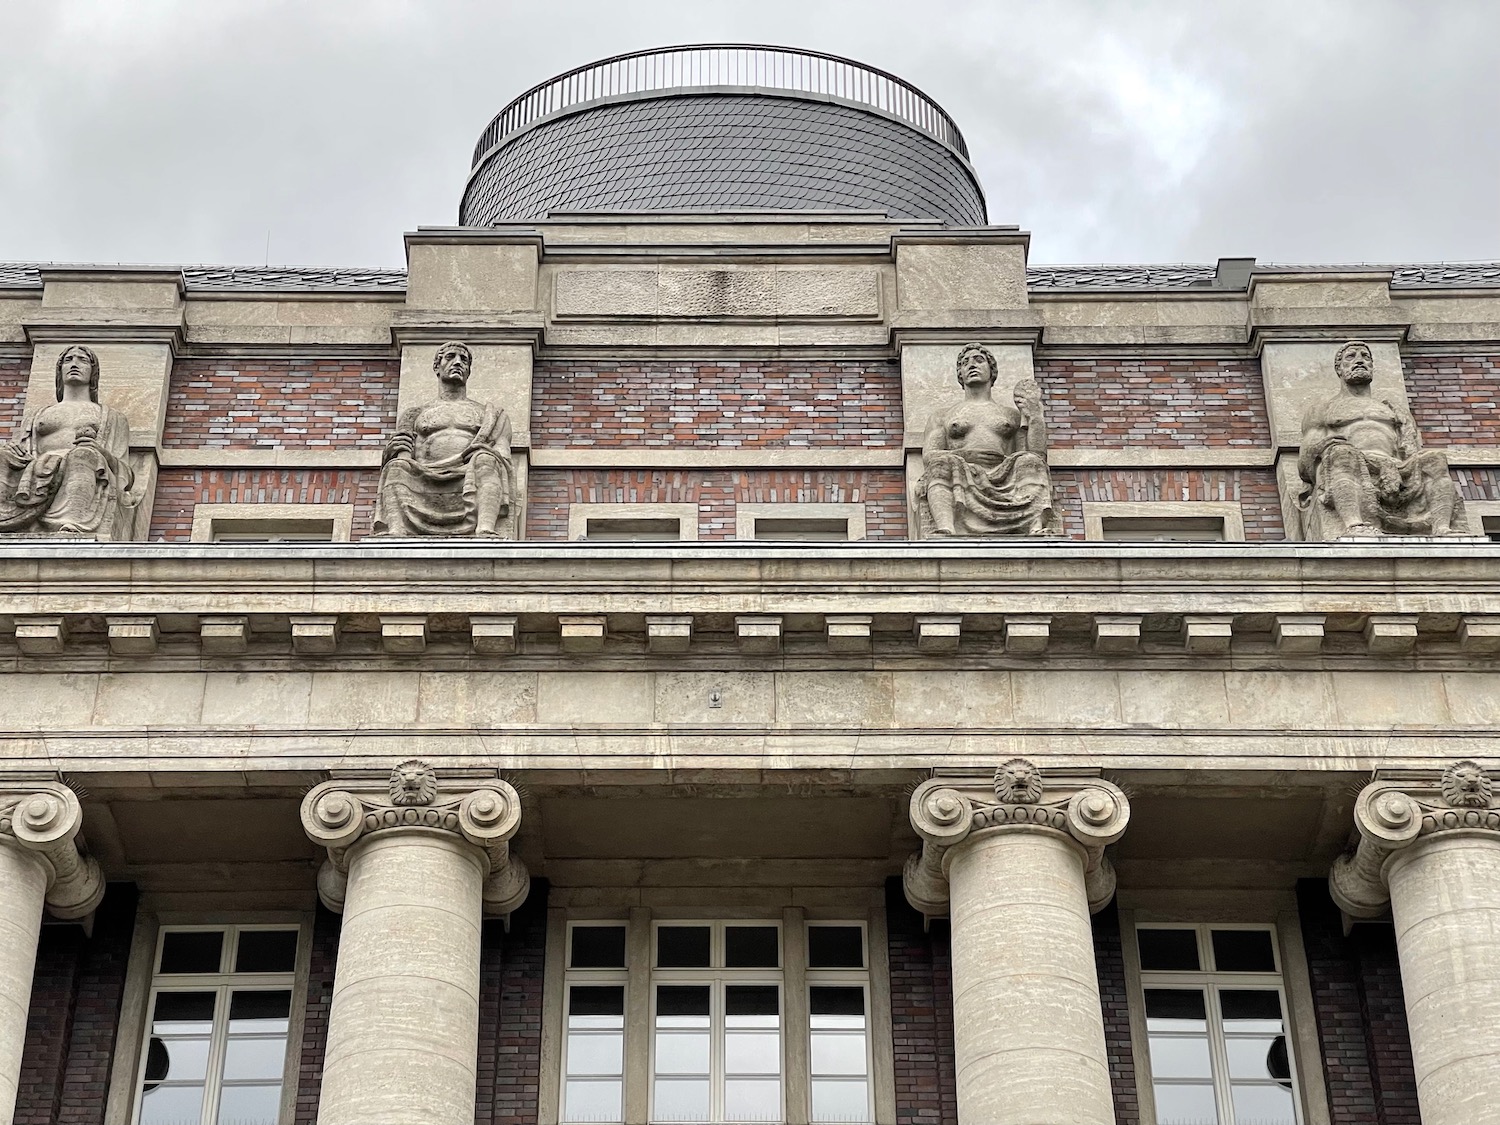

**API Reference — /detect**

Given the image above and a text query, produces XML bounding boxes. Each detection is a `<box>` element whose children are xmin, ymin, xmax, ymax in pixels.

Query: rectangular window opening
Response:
<box><xmin>211</xmin><ymin>518</ymin><xmax>336</xmax><ymax>543</ymax></box>
<box><xmin>751</xmin><ymin>517</ymin><xmax>852</xmax><ymax>542</ymax></box>
<box><xmin>583</xmin><ymin>517</ymin><xmax>683</xmax><ymax>542</ymax></box>
<box><xmin>1100</xmin><ymin>516</ymin><xmax>1226</xmax><ymax>542</ymax></box>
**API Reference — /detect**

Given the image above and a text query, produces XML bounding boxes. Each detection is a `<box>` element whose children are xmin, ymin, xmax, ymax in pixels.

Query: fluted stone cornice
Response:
<box><xmin>301</xmin><ymin>759</ymin><xmax>530</xmax><ymax>918</ymax></box>
<box><xmin>0</xmin><ymin>781</ymin><xmax>104</xmax><ymax>919</ymax></box>
<box><xmin>903</xmin><ymin>760</ymin><xmax>1130</xmax><ymax>921</ymax></box>
<box><xmin>1331</xmin><ymin>759</ymin><xmax>1500</xmax><ymax>918</ymax></box>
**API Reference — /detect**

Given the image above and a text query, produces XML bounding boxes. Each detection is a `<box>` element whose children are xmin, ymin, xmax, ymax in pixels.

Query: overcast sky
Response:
<box><xmin>2</xmin><ymin>0</ymin><xmax>1496</xmax><ymax>269</ymax></box>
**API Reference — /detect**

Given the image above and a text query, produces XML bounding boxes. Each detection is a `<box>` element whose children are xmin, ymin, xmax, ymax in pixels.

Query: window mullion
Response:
<box><xmin>200</xmin><ymin>983</ymin><xmax>233</xmax><ymax>1125</ymax></box>
<box><xmin>1205</xmin><ymin>985</ymin><xmax>1236</xmax><ymax>1125</ymax></box>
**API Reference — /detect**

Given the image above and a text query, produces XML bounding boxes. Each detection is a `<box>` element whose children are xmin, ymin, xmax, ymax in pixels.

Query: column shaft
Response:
<box><xmin>1387</xmin><ymin>832</ymin><xmax>1500</xmax><ymax>1125</ymax></box>
<box><xmin>317</xmin><ymin>830</ymin><xmax>487</xmax><ymax>1125</ymax></box>
<box><xmin>0</xmin><ymin>841</ymin><xmax>48</xmax><ymax>1123</ymax></box>
<box><xmin>946</xmin><ymin>826</ymin><xmax>1114</xmax><ymax>1125</ymax></box>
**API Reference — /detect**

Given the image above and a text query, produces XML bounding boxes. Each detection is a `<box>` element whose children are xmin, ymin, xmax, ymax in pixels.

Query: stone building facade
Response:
<box><xmin>2</xmin><ymin>42</ymin><xmax>1500</xmax><ymax>1125</ymax></box>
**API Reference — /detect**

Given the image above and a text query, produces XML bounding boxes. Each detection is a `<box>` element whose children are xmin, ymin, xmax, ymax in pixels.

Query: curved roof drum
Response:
<box><xmin>461</xmin><ymin>45</ymin><xmax>987</xmax><ymax>226</ymax></box>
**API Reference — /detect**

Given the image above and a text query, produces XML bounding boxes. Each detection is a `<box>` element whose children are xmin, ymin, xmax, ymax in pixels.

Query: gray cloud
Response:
<box><xmin>1</xmin><ymin>0</ymin><xmax>1495</xmax><ymax>267</ymax></box>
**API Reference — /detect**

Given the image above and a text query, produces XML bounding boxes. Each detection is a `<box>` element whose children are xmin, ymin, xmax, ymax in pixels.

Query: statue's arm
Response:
<box><xmin>921</xmin><ymin>410</ymin><xmax>949</xmax><ymax>459</ymax></box>
<box><xmin>1391</xmin><ymin>401</ymin><xmax>1421</xmax><ymax>458</ymax></box>
<box><xmin>382</xmin><ymin>407</ymin><xmax>419</xmax><ymax>464</ymax></box>
<box><xmin>1013</xmin><ymin>377</ymin><xmax>1048</xmax><ymax>455</ymax></box>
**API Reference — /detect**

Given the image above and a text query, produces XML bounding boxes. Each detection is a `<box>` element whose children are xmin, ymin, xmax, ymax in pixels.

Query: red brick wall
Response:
<box><xmin>531</xmin><ymin>359</ymin><xmax>903</xmax><ymax>448</ymax></box>
<box><xmin>1296</xmin><ymin>881</ymin><xmax>1419</xmax><ymax>1125</ymax></box>
<box><xmin>14</xmin><ymin>884</ymin><xmax>138</xmax><ymax>1125</ymax></box>
<box><xmin>1455</xmin><ymin>468</ymin><xmax>1500</xmax><ymax>502</ymax></box>
<box><xmin>884</xmin><ymin>880</ymin><xmax>958</xmax><ymax>1125</ymax></box>
<box><xmin>1093</xmin><ymin>904</ymin><xmax>1142</xmax><ymax>1125</ymax></box>
<box><xmin>526</xmin><ymin>468</ymin><xmax>910</xmax><ymax>540</ymax></box>
<box><xmin>1051</xmin><ymin>468</ymin><xmax>1287</xmax><ymax>540</ymax></box>
<box><xmin>150</xmin><ymin>468</ymin><xmax>379</xmax><ymax>540</ymax></box>
<box><xmin>476</xmin><ymin>880</ymin><xmax>548</xmax><ymax>1125</ymax></box>
<box><xmin>1036</xmin><ymin>356</ymin><xmax>1270</xmax><ymax>448</ymax></box>
<box><xmin>1405</xmin><ymin>353</ymin><xmax>1500</xmax><ymax>446</ymax></box>
<box><xmin>0</xmin><ymin>356</ymin><xmax>29</xmax><ymax>438</ymax></box>
<box><xmin>163</xmin><ymin>359</ymin><xmax>397</xmax><ymax>448</ymax></box>
<box><xmin>293</xmin><ymin>905</ymin><xmax>339</xmax><ymax>1125</ymax></box>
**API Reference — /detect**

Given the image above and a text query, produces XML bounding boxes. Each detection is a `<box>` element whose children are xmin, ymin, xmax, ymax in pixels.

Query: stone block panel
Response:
<box><xmin>151</xmin><ymin>468</ymin><xmax>379</xmax><ymax>540</ymax></box>
<box><xmin>1052</xmin><ymin>468</ymin><xmax>1287</xmax><ymax>540</ymax></box>
<box><xmin>0</xmin><ymin>356</ymin><xmax>27</xmax><ymax>438</ymax></box>
<box><xmin>530</xmin><ymin>359</ymin><xmax>902</xmax><ymax>448</ymax></box>
<box><xmin>163</xmin><ymin>358</ymin><xmax>398</xmax><ymax>448</ymax></box>
<box><xmin>525</xmin><ymin>468</ymin><xmax>909</xmax><ymax>540</ymax></box>
<box><xmin>1406</xmin><ymin>352</ymin><xmax>1500</xmax><ymax>445</ymax></box>
<box><xmin>1036</xmin><ymin>356</ymin><xmax>1271</xmax><ymax>448</ymax></box>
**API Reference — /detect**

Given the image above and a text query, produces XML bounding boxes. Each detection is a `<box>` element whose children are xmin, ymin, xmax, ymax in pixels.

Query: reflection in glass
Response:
<box><xmin>657</xmin><ymin>926</ymin><xmax>711</xmax><ymax>968</ymax></box>
<box><xmin>807</xmin><ymin>926</ymin><xmax>865</xmax><ymax>969</ymax></box>
<box><xmin>724</xmin><ymin>926</ymin><xmax>780</xmax><ymax>968</ymax></box>
<box><xmin>214</xmin><ymin>1081</ymin><xmax>281</xmax><ymax>1125</ymax></box>
<box><xmin>159</xmin><ymin>931</ymin><xmax>224</xmax><ymax>974</ymax></box>
<box><xmin>653</xmin><ymin>1077</ymin><xmax>710</xmax><ymax>1122</ymax></box>
<box><xmin>565</xmin><ymin>985</ymin><xmax>623</xmax><ymax>1122</ymax></box>
<box><xmin>1152</xmin><ymin>1081</ymin><xmax>1219</xmax><ymax>1124</ymax></box>
<box><xmin>724</xmin><ymin>1077</ymin><xmax>781</xmax><ymax>1121</ymax></box>
<box><xmin>1229</xmin><ymin>1082</ymin><xmax>1298</xmax><ymax>1125</ymax></box>
<box><xmin>1137</xmin><ymin>928</ymin><xmax>1200</xmax><ymax>972</ymax></box>
<box><xmin>570</xmin><ymin>925</ymin><xmax>627</xmax><ymax>969</ymax></box>
<box><xmin>233</xmin><ymin>929</ymin><xmax>299</xmax><ymax>974</ymax></box>
<box><xmin>811</xmin><ymin>987</ymin><xmax>868</xmax><ymax>1122</ymax></box>
<box><xmin>1146</xmin><ymin>989</ymin><xmax>1217</xmax><ymax>1125</ymax></box>
<box><xmin>1210</xmin><ymin>929</ymin><xmax>1277</xmax><ymax>973</ymax></box>
<box><xmin>139</xmin><ymin>990</ymin><xmax>216</xmax><ymax>1121</ymax></box>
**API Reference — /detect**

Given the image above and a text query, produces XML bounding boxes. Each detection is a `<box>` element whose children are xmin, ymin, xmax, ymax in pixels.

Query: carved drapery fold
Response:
<box><xmin>0</xmin><ymin>781</ymin><xmax>104</xmax><ymax>919</ymax></box>
<box><xmin>301</xmin><ymin>759</ymin><xmax>530</xmax><ymax>918</ymax></box>
<box><xmin>903</xmin><ymin>759</ymin><xmax>1130</xmax><ymax>921</ymax></box>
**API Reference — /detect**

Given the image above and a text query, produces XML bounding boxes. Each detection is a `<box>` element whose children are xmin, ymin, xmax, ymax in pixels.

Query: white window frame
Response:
<box><xmin>1133</xmin><ymin>921</ymin><xmax>1304</xmax><ymax>1125</ymax></box>
<box><xmin>1082</xmin><ymin>500</ymin><xmax>1245</xmax><ymax>542</ymax></box>
<box><xmin>561</xmin><ymin>921</ymin><xmax>630</xmax><ymax>1124</ymax></box>
<box><xmin>734</xmin><ymin>503</ymin><xmax>866</xmax><ymax>541</ymax></box>
<box><xmin>805</xmin><ymin>920</ymin><xmax>874</xmax><ymax>1125</ymax></box>
<box><xmin>566</xmin><ymin>503</ymin><xmax>699</xmax><ymax>542</ymax></box>
<box><xmin>190</xmin><ymin>502</ymin><xmax>354</xmax><ymax>543</ymax></box>
<box><xmin>131</xmin><ymin>921</ymin><xmax>307</xmax><ymax>1125</ymax></box>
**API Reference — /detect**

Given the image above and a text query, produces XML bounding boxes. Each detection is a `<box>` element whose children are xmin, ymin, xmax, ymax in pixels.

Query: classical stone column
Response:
<box><xmin>1330</xmin><ymin>760</ymin><xmax>1500</xmax><ymax>1125</ymax></box>
<box><xmin>301</xmin><ymin>761</ymin><xmax>530</xmax><ymax>1125</ymax></box>
<box><xmin>0</xmin><ymin>781</ymin><xmax>105</xmax><ymax>1122</ymax></box>
<box><xmin>904</xmin><ymin>760</ymin><xmax>1129</xmax><ymax>1125</ymax></box>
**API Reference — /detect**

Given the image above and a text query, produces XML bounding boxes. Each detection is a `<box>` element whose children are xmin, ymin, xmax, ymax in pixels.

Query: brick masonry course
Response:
<box><xmin>0</xmin><ymin>357</ymin><xmax>27</xmax><ymax>438</ymax></box>
<box><xmin>1036</xmin><ymin>356</ymin><xmax>1272</xmax><ymax>448</ymax></box>
<box><xmin>531</xmin><ymin>359</ymin><xmax>903</xmax><ymax>448</ymax></box>
<box><xmin>525</xmin><ymin>468</ymin><xmax>909</xmax><ymax>540</ymax></box>
<box><xmin>150</xmin><ymin>468</ymin><xmax>379</xmax><ymax>540</ymax></box>
<box><xmin>163</xmin><ymin>359</ymin><xmax>398</xmax><ymax>448</ymax></box>
<box><xmin>1405</xmin><ymin>352</ymin><xmax>1500</xmax><ymax>446</ymax></box>
<box><xmin>293</xmin><ymin>905</ymin><xmax>339</xmax><ymax>1125</ymax></box>
<box><xmin>1051</xmin><ymin>467</ymin><xmax>1287</xmax><ymax>540</ymax></box>
<box><xmin>476</xmin><ymin>880</ymin><xmax>547</xmax><ymax>1125</ymax></box>
<box><xmin>1093</xmin><ymin>904</ymin><xmax>1142</xmax><ymax>1125</ymax></box>
<box><xmin>884</xmin><ymin>880</ymin><xmax>958</xmax><ymax>1125</ymax></box>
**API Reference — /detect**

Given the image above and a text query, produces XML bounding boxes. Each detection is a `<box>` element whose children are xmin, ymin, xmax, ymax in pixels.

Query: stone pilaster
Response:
<box><xmin>0</xmin><ymin>781</ymin><xmax>104</xmax><ymax>1122</ymax></box>
<box><xmin>1330</xmin><ymin>760</ymin><xmax>1500</xmax><ymax>1125</ymax></box>
<box><xmin>301</xmin><ymin>760</ymin><xmax>529</xmax><ymax>1125</ymax></box>
<box><xmin>903</xmin><ymin>760</ymin><xmax>1129</xmax><ymax>1125</ymax></box>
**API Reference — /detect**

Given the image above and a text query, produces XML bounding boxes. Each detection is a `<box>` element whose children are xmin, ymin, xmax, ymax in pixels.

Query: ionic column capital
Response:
<box><xmin>0</xmin><ymin>780</ymin><xmax>104</xmax><ymax>919</ymax></box>
<box><xmin>903</xmin><ymin>759</ymin><xmax>1130</xmax><ymax>921</ymax></box>
<box><xmin>301</xmin><ymin>759</ymin><xmax>530</xmax><ymax>918</ymax></box>
<box><xmin>1331</xmin><ymin>759</ymin><xmax>1500</xmax><ymax>918</ymax></box>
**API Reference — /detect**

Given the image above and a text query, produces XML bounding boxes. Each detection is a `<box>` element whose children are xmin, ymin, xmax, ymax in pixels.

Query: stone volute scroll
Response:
<box><xmin>301</xmin><ymin>758</ymin><xmax>530</xmax><ymax>918</ymax></box>
<box><xmin>0</xmin><ymin>781</ymin><xmax>106</xmax><ymax>920</ymax></box>
<box><xmin>1296</xmin><ymin>339</ymin><xmax>1466</xmax><ymax>539</ymax></box>
<box><xmin>371</xmin><ymin>341</ymin><xmax>515</xmax><ymax>538</ymax></box>
<box><xmin>0</xmin><ymin>345</ymin><xmax>137</xmax><ymax>540</ymax></box>
<box><xmin>916</xmin><ymin>343</ymin><xmax>1061</xmax><ymax>537</ymax></box>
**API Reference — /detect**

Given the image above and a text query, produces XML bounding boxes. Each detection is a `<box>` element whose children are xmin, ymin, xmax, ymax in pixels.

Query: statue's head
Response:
<box><xmin>1441</xmin><ymin>759</ymin><xmax>1492</xmax><ymax>809</ymax></box>
<box><xmin>54</xmin><ymin>344</ymin><xmax>101</xmax><ymax>403</ymax></box>
<box><xmin>389</xmin><ymin>758</ymin><xmax>438</xmax><ymax>807</ymax></box>
<box><xmin>1334</xmin><ymin>340</ymin><xmax>1374</xmax><ymax>387</ymax></box>
<box><xmin>993</xmin><ymin>758</ymin><xmax>1044</xmax><ymax>805</ymax></box>
<box><xmin>433</xmin><ymin>341</ymin><xmax>473</xmax><ymax>387</ymax></box>
<box><xmin>956</xmin><ymin>344</ymin><xmax>998</xmax><ymax>389</ymax></box>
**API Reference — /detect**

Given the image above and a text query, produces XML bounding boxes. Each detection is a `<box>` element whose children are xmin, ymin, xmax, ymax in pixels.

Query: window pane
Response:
<box><xmin>144</xmin><ymin>1033</ymin><xmax>210</xmax><ymax>1084</ymax></box>
<box><xmin>812</xmin><ymin>1077</ymin><xmax>870</xmax><ymax>1123</ymax></box>
<box><xmin>235</xmin><ymin>929</ymin><xmax>299</xmax><ymax>974</ymax></box>
<box><xmin>726</xmin><ymin>1031</ymin><xmax>781</xmax><ymax>1075</ymax></box>
<box><xmin>222</xmin><ymin>1036</ymin><xmax>289</xmax><ymax>1082</ymax></box>
<box><xmin>1147</xmin><ymin>1034</ymin><xmax>1212</xmax><ymax>1080</ymax></box>
<box><xmin>1229</xmin><ymin>1082</ymin><xmax>1297</xmax><ymax>1125</ymax></box>
<box><xmin>725</xmin><ymin>925</ymin><xmax>780</xmax><ymax>968</ymax></box>
<box><xmin>655</xmin><ymin>1032</ymin><xmax>710</xmax><ymax>1074</ymax></box>
<box><xmin>564</xmin><ymin>1077</ymin><xmax>623</xmax><ymax>1122</ymax></box>
<box><xmin>1220</xmin><ymin>989</ymin><xmax>1286</xmax><ymax>1033</ymax></box>
<box><xmin>570</xmin><ymin>985</ymin><xmax>625</xmax><ymax>1021</ymax></box>
<box><xmin>1138</xmin><ymin>928</ymin><xmax>1200</xmax><ymax>971</ymax></box>
<box><xmin>567</xmin><ymin>1033</ymin><xmax>624</xmax><ymax>1076</ymax></box>
<box><xmin>808</xmin><ymin>925</ymin><xmax>864</xmax><ymax>969</ymax></box>
<box><xmin>653</xmin><ymin>1077</ymin><xmax>710</xmax><ymax>1121</ymax></box>
<box><xmin>1146</xmin><ymin>988</ymin><xmax>1208</xmax><ymax>1030</ymax></box>
<box><xmin>724</xmin><ymin>1077</ymin><xmax>782</xmax><ymax>1121</ymax></box>
<box><xmin>657</xmin><ymin>926</ymin><xmax>711</xmax><ymax>968</ymax></box>
<box><xmin>1226</xmin><ymin>1033</ymin><xmax>1293</xmax><ymax>1084</ymax></box>
<box><xmin>215</xmin><ymin>1082</ymin><xmax>282</xmax><ymax>1125</ymax></box>
<box><xmin>159</xmin><ymin>930</ymin><xmax>224</xmax><ymax>974</ymax></box>
<box><xmin>1210</xmin><ymin>929</ymin><xmax>1276</xmax><ymax>973</ymax></box>
<box><xmin>811</xmin><ymin>1032</ymin><xmax>868</xmax><ymax>1076</ymax></box>
<box><xmin>726</xmin><ymin>984</ymin><xmax>779</xmax><ymax>1024</ymax></box>
<box><xmin>1151</xmin><ymin>1082</ymin><xmax>1219</xmax><ymax>1124</ymax></box>
<box><xmin>229</xmin><ymin>989</ymin><xmax>291</xmax><ymax>1029</ymax></box>
<box><xmin>571</xmin><ymin>925</ymin><xmax>627</xmax><ymax>969</ymax></box>
<box><xmin>139</xmin><ymin>1084</ymin><xmax>208</xmax><ymax>1125</ymax></box>
<box><xmin>656</xmin><ymin>985</ymin><xmax>710</xmax><ymax>1020</ymax></box>
<box><xmin>810</xmin><ymin>986</ymin><xmax>865</xmax><ymax>1021</ymax></box>
<box><xmin>153</xmin><ymin>990</ymin><xmax>217</xmax><ymax>1024</ymax></box>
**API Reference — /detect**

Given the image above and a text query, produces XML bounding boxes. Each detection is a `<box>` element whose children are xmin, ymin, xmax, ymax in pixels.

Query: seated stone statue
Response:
<box><xmin>372</xmin><ymin>341</ymin><xmax>514</xmax><ymax>537</ymax></box>
<box><xmin>1297</xmin><ymin>340</ymin><xmax>1465</xmax><ymax>539</ymax></box>
<box><xmin>0</xmin><ymin>344</ymin><xmax>136</xmax><ymax>539</ymax></box>
<box><xmin>917</xmin><ymin>343</ymin><xmax>1060</xmax><ymax>536</ymax></box>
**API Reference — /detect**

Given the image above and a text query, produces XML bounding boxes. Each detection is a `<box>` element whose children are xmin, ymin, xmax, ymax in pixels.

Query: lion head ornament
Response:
<box><xmin>1441</xmin><ymin>760</ymin><xmax>1493</xmax><ymax>809</ymax></box>
<box><xmin>993</xmin><ymin>758</ymin><xmax>1044</xmax><ymax>805</ymax></box>
<box><xmin>389</xmin><ymin>759</ymin><xmax>438</xmax><ymax>807</ymax></box>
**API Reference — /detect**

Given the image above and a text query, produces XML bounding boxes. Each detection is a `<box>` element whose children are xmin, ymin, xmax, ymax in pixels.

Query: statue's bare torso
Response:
<box><xmin>31</xmin><ymin>402</ymin><xmax>104</xmax><ymax>456</ymax></box>
<box><xmin>409</xmin><ymin>399</ymin><xmax>487</xmax><ymax>463</ymax></box>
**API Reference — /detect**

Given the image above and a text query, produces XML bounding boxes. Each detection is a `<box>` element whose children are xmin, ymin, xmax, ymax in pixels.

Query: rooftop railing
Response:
<box><xmin>471</xmin><ymin>43</ymin><xmax>970</xmax><ymax>166</ymax></box>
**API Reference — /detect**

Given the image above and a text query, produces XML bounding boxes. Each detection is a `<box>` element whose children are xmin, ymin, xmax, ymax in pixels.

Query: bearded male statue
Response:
<box><xmin>372</xmin><ymin>341</ymin><xmax>514</xmax><ymax>538</ymax></box>
<box><xmin>0</xmin><ymin>344</ymin><xmax>136</xmax><ymax>539</ymax></box>
<box><xmin>1296</xmin><ymin>340</ymin><xmax>1465</xmax><ymax>539</ymax></box>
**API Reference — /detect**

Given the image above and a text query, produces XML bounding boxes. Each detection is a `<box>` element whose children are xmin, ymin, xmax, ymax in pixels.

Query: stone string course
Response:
<box><xmin>163</xmin><ymin>359</ymin><xmax>398</xmax><ymax>449</ymax></box>
<box><xmin>151</xmin><ymin>468</ymin><xmax>379</xmax><ymax>540</ymax></box>
<box><xmin>525</xmin><ymin>467</ymin><xmax>910</xmax><ymax>540</ymax></box>
<box><xmin>531</xmin><ymin>359</ymin><xmax>903</xmax><ymax>448</ymax></box>
<box><xmin>1052</xmin><ymin>467</ymin><xmax>1287</xmax><ymax>539</ymax></box>
<box><xmin>1037</xmin><ymin>356</ymin><xmax>1272</xmax><ymax>448</ymax></box>
<box><xmin>1405</xmin><ymin>353</ymin><xmax>1500</xmax><ymax>446</ymax></box>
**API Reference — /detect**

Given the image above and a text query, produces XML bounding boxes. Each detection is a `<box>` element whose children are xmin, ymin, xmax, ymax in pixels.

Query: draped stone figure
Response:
<box><xmin>0</xmin><ymin>344</ymin><xmax>136</xmax><ymax>539</ymax></box>
<box><xmin>372</xmin><ymin>341</ymin><xmax>514</xmax><ymax>538</ymax></box>
<box><xmin>1296</xmin><ymin>340</ymin><xmax>1465</xmax><ymax>539</ymax></box>
<box><xmin>917</xmin><ymin>343</ymin><xmax>1061</xmax><ymax>536</ymax></box>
